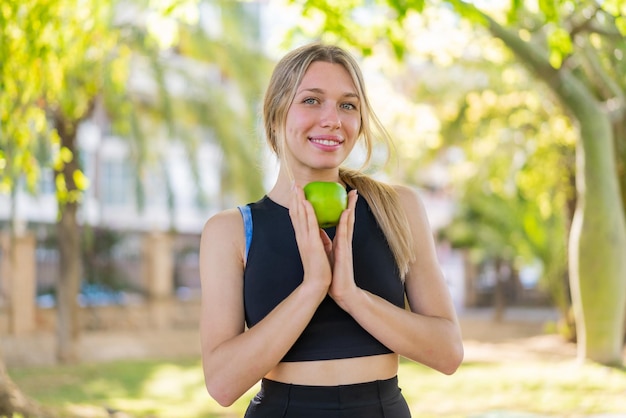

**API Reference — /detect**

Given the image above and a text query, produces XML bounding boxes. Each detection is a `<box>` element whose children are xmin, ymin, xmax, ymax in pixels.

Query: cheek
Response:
<box><xmin>286</xmin><ymin>107</ymin><xmax>310</xmax><ymax>127</ymax></box>
<box><xmin>346</xmin><ymin>118</ymin><xmax>362</xmax><ymax>139</ymax></box>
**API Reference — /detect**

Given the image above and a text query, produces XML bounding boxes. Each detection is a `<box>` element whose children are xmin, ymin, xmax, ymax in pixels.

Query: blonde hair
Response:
<box><xmin>262</xmin><ymin>42</ymin><xmax>414</xmax><ymax>278</ymax></box>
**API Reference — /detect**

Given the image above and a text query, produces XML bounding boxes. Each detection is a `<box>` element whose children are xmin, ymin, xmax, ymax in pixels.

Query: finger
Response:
<box><xmin>289</xmin><ymin>184</ymin><xmax>309</xmax><ymax>238</ymax></box>
<box><xmin>336</xmin><ymin>190</ymin><xmax>358</xmax><ymax>243</ymax></box>
<box><xmin>347</xmin><ymin>188</ymin><xmax>358</xmax><ymax>209</ymax></box>
<box><xmin>302</xmin><ymin>198</ymin><xmax>321</xmax><ymax>232</ymax></box>
<box><xmin>288</xmin><ymin>184</ymin><xmax>301</xmax><ymax>224</ymax></box>
<box><xmin>290</xmin><ymin>184</ymin><xmax>323</xmax><ymax>244</ymax></box>
<box><xmin>319</xmin><ymin>229</ymin><xmax>333</xmax><ymax>258</ymax></box>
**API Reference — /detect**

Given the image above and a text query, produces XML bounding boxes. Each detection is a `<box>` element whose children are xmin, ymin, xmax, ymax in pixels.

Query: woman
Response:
<box><xmin>199</xmin><ymin>42</ymin><xmax>464</xmax><ymax>417</ymax></box>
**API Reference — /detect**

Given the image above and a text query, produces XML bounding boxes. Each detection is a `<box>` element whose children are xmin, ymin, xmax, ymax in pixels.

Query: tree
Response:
<box><xmin>382</xmin><ymin>26</ymin><xmax>575</xmax><ymax>328</ymax></box>
<box><xmin>1</xmin><ymin>0</ymin><xmax>270</xmax><ymax>413</ymax></box>
<box><xmin>292</xmin><ymin>0</ymin><xmax>626</xmax><ymax>365</ymax></box>
<box><xmin>2</xmin><ymin>0</ymin><xmax>269</xmax><ymax>363</ymax></box>
<box><xmin>432</xmin><ymin>48</ymin><xmax>575</xmax><ymax>332</ymax></box>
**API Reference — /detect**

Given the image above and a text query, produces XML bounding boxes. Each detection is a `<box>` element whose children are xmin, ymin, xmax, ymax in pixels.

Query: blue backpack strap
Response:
<box><xmin>237</xmin><ymin>205</ymin><xmax>252</xmax><ymax>261</ymax></box>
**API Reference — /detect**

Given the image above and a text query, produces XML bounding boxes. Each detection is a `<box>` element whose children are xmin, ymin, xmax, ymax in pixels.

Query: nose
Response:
<box><xmin>320</xmin><ymin>104</ymin><xmax>342</xmax><ymax>129</ymax></box>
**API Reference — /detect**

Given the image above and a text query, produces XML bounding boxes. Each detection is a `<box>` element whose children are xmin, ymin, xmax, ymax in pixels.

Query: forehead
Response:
<box><xmin>297</xmin><ymin>61</ymin><xmax>357</xmax><ymax>93</ymax></box>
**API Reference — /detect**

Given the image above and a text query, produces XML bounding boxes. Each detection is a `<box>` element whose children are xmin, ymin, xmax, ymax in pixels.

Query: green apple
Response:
<box><xmin>303</xmin><ymin>181</ymin><xmax>348</xmax><ymax>228</ymax></box>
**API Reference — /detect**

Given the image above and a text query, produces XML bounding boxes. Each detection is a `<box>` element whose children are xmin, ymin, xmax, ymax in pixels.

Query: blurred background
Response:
<box><xmin>1</xmin><ymin>0</ymin><xmax>625</xmax><ymax>417</ymax></box>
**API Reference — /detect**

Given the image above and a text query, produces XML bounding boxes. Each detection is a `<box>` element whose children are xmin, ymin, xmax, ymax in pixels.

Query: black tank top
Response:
<box><xmin>241</xmin><ymin>195</ymin><xmax>405</xmax><ymax>362</ymax></box>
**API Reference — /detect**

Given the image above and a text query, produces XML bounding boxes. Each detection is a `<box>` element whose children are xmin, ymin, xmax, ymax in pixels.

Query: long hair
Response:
<box><xmin>262</xmin><ymin>43</ymin><xmax>414</xmax><ymax>279</ymax></box>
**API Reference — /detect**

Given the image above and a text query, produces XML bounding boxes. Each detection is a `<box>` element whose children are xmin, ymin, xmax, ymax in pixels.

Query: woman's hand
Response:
<box><xmin>328</xmin><ymin>189</ymin><xmax>359</xmax><ymax>304</ymax></box>
<box><xmin>289</xmin><ymin>186</ymin><xmax>359</xmax><ymax>303</ymax></box>
<box><xmin>289</xmin><ymin>184</ymin><xmax>333</xmax><ymax>292</ymax></box>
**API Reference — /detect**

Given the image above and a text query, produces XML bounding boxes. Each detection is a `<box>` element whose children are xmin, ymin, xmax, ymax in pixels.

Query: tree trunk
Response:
<box><xmin>56</xmin><ymin>201</ymin><xmax>81</xmax><ymax>364</ymax></box>
<box><xmin>484</xmin><ymin>16</ymin><xmax>626</xmax><ymax>365</ymax></box>
<box><xmin>53</xmin><ymin>112</ymin><xmax>83</xmax><ymax>364</ymax></box>
<box><xmin>569</xmin><ymin>108</ymin><xmax>626</xmax><ymax>365</ymax></box>
<box><xmin>0</xmin><ymin>350</ymin><xmax>55</xmax><ymax>417</ymax></box>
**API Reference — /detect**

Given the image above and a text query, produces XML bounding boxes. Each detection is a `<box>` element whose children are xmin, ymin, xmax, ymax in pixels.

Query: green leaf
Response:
<box><xmin>538</xmin><ymin>0</ymin><xmax>557</xmax><ymax>21</ymax></box>
<box><xmin>547</xmin><ymin>26</ymin><xmax>572</xmax><ymax>69</ymax></box>
<box><xmin>73</xmin><ymin>169</ymin><xmax>90</xmax><ymax>191</ymax></box>
<box><xmin>615</xmin><ymin>16</ymin><xmax>626</xmax><ymax>36</ymax></box>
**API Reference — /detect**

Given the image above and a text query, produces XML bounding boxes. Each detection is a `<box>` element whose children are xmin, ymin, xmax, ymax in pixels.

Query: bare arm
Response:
<box><xmin>330</xmin><ymin>185</ymin><xmax>464</xmax><ymax>374</ymax></box>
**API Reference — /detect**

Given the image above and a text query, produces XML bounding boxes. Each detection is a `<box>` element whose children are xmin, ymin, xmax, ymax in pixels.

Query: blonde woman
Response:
<box><xmin>199</xmin><ymin>42</ymin><xmax>463</xmax><ymax>417</ymax></box>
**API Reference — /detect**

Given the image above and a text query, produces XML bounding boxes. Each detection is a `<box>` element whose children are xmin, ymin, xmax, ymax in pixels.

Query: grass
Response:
<box><xmin>8</xmin><ymin>356</ymin><xmax>626</xmax><ymax>418</ymax></box>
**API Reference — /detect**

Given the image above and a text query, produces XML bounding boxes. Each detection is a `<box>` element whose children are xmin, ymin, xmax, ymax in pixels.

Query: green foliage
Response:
<box><xmin>442</xmin><ymin>77</ymin><xmax>573</xmax><ymax>310</ymax></box>
<box><xmin>290</xmin><ymin>0</ymin><xmax>417</xmax><ymax>58</ymax></box>
<box><xmin>0</xmin><ymin>0</ymin><xmax>123</xmax><ymax>206</ymax></box>
<box><xmin>546</xmin><ymin>26</ymin><xmax>573</xmax><ymax>68</ymax></box>
<box><xmin>538</xmin><ymin>0</ymin><xmax>558</xmax><ymax>21</ymax></box>
<box><xmin>119</xmin><ymin>0</ymin><xmax>270</xmax><ymax>207</ymax></box>
<box><xmin>0</xmin><ymin>1</ymin><xmax>275</xmax><ymax>372</ymax></box>
<box><xmin>2</xmin><ymin>0</ymin><xmax>269</xmax><ymax>212</ymax></box>
<box><xmin>444</xmin><ymin>0</ymin><xmax>488</xmax><ymax>26</ymax></box>
<box><xmin>0</xmin><ymin>0</ymin><xmax>60</xmax><ymax>194</ymax></box>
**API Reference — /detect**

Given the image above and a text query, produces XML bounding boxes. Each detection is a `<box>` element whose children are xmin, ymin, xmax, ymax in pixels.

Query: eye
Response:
<box><xmin>341</xmin><ymin>102</ymin><xmax>357</xmax><ymax>110</ymax></box>
<box><xmin>303</xmin><ymin>97</ymin><xmax>319</xmax><ymax>105</ymax></box>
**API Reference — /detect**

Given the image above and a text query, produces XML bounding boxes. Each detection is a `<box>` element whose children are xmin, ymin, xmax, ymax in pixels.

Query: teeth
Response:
<box><xmin>311</xmin><ymin>138</ymin><xmax>340</xmax><ymax>146</ymax></box>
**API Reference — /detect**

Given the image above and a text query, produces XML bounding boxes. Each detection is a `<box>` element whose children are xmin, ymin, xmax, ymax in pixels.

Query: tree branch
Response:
<box><xmin>463</xmin><ymin>4</ymin><xmax>605</xmax><ymax>122</ymax></box>
<box><xmin>568</xmin><ymin>4</ymin><xmax>600</xmax><ymax>38</ymax></box>
<box><xmin>579</xmin><ymin>40</ymin><xmax>625</xmax><ymax>105</ymax></box>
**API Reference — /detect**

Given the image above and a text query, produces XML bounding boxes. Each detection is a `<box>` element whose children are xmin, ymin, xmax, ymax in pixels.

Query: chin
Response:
<box><xmin>310</xmin><ymin>158</ymin><xmax>346</xmax><ymax>170</ymax></box>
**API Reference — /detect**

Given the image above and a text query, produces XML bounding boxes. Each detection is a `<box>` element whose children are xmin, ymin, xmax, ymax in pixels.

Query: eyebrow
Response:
<box><xmin>297</xmin><ymin>87</ymin><xmax>359</xmax><ymax>99</ymax></box>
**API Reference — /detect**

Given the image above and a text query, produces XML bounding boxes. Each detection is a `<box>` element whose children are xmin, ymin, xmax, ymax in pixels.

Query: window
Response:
<box><xmin>101</xmin><ymin>159</ymin><xmax>133</xmax><ymax>206</ymax></box>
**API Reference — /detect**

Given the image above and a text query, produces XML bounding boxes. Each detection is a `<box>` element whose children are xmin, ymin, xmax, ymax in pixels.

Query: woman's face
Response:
<box><xmin>283</xmin><ymin>61</ymin><xmax>361</xmax><ymax>175</ymax></box>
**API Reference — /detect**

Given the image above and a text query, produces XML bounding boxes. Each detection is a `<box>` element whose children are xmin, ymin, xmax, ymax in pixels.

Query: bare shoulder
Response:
<box><xmin>390</xmin><ymin>184</ymin><xmax>437</xmax><ymax>247</ymax></box>
<box><xmin>202</xmin><ymin>207</ymin><xmax>245</xmax><ymax>237</ymax></box>
<box><xmin>392</xmin><ymin>183</ymin><xmax>419</xmax><ymax>201</ymax></box>
<box><xmin>392</xmin><ymin>184</ymin><xmax>428</xmax><ymax>218</ymax></box>
<box><xmin>200</xmin><ymin>207</ymin><xmax>246</xmax><ymax>266</ymax></box>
